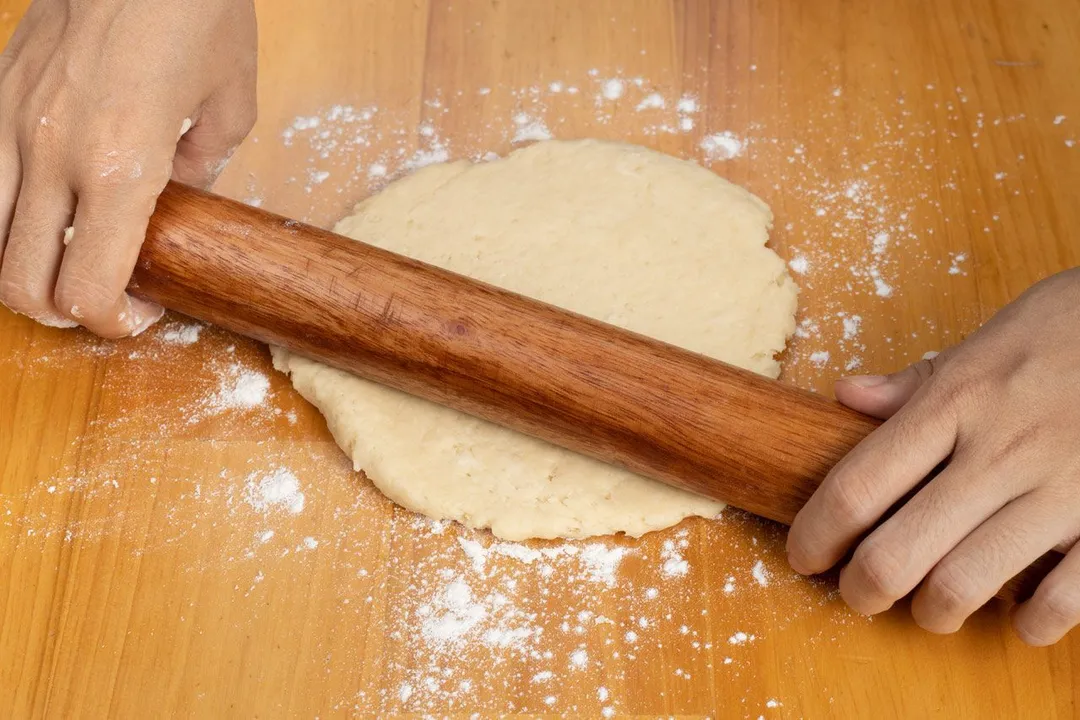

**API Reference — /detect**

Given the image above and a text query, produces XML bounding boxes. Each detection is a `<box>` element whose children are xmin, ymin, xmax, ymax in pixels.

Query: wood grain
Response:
<box><xmin>3</xmin><ymin>0</ymin><xmax>1080</xmax><ymax>718</ymax></box>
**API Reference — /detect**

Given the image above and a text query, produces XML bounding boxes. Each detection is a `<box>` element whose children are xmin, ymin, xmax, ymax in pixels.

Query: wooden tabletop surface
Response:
<box><xmin>3</xmin><ymin>0</ymin><xmax>1079</xmax><ymax>717</ymax></box>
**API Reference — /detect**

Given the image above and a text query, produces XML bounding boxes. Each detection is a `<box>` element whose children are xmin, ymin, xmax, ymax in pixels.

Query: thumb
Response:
<box><xmin>835</xmin><ymin>351</ymin><xmax>944</xmax><ymax>419</ymax></box>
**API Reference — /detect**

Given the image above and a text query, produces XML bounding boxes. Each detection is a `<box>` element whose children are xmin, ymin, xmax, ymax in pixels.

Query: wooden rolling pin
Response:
<box><xmin>131</xmin><ymin>182</ymin><xmax>1059</xmax><ymax>602</ymax></box>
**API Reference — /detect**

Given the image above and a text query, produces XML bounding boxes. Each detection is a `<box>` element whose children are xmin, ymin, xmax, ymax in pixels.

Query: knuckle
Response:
<box><xmin>923</xmin><ymin>563</ymin><xmax>980</xmax><ymax>616</ymax></box>
<box><xmin>1035</xmin><ymin>582</ymin><xmax>1080</xmax><ymax>627</ymax></box>
<box><xmin>77</xmin><ymin>120</ymin><xmax>173</xmax><ymax>192</ymax></box>
<box><xmin>929</xmin><ymin>373</ymin><xmax>966</xmax><ymax>408</ymax></box>
<box><xmin>0</xmin><ymin>276</ymin><xmax>33</xmax><ymax>312</ymax></box>
<box><xmin>882</xmin><ymin>410</ymin><xmax>928</xmax><ymax>450</ymax></box>
<box><xmin>930</xmin><ymin>370</ymin><xmax>988</xmax><ymax>417</ymax></box>
<box><xmin>81</xmin><ymin>146</ymin><xmax>150</xmax><ymax>189</ymax></box>
<box><xmin>54</xmin><ymin>277</ymin><xmax>116</xmax><ymax>322</ymax></box>
<box><xmin>1012</xmin><ymin>623</ymin><xmax>1047</xmax><ymax>647</ymax></box>
<box><xmin>983</xmin><ymin>421</ymin><xmax>1043</xmax><ymax>469</ymax></box>
<box><xmin>827</xmin><ymin>474</ymin><xmax>879</xmax><ymax>525</ymax></box>
<box><xmin>850</xmin><ymin>540</ymin><xmax>907</xmax><ymax>600</ymax></box>
<box><xmin>19</xmin><ymin>85</ymin><xmax>69</xmax><ymax>135</ymax></box>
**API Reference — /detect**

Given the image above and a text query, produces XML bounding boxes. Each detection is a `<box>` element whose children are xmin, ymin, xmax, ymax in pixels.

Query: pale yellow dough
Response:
<box><xmin>272</xmin><ymin>140</ymin><xmax>798</xmax><ymax>540</ymax></box>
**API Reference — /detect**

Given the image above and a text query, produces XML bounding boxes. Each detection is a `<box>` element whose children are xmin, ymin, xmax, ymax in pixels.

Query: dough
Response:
<box><xmin>272</xmin><ymin>140</ymin><xmax>798</xmax><ymax>540</ymax></box>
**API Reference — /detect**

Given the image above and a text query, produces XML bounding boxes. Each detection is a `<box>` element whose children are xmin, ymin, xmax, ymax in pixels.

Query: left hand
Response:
<box><xmin>787</xmin><ymin>267</ymin><xmax>1080</xmax><ymax>645</ymax></box>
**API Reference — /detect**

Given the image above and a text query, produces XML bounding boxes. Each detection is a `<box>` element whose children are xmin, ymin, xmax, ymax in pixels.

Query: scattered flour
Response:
<box><xmin>458</xmin><ymin>536</ymin><xmax>629</xmax><ymax>587</ymax></box>
<box><xmin>751</xmin><ymin>560</ymin><xmax>770</xmax><ymax>587</ymax></box>
<box><xmin>244</xmin><ymin>467</ymin><xmax>306</xmax><ymax>514</ymax></box>
<box><xmin>601</xmin><ymin>78</ymin><xmax>626</xmax><ymax>101</ymax></box>
<box><xmin>948</xmin><ymin>252</ymin><xmax>968</xmax><ymax>275</ymax></box>
<box><xmin>419</xmin><ymin>576</ymin><xmax>489</xmax><ymax>644</ymax></box>
<box><xmin>512</xmin><ymin>113</ymin><xmax>554</xmax><ymax>143</ymax></box>
<box><xmin>841</xmin><ymin>315</ymin><xmax>862</xmax><ymax>342</ymax></box>
<box><xmin>635</xmin><ymin>92</ymin><xmax>665</xmax><ymax>111</ymax></box>
<box><xmin>405</xmin><ymin>145</ymin><xmax>451</xmax><ymax>170</ymax></box>
<box><xmin>728</xmin><ymin>631</ymin><xmax>756</xmax><ymax>645</ymax></box>
<box><xmin>159</xmin><ymin>323</ymin><xmax>203</xmax><ymax>346</ymax></box>
<box><xmin>700</xmin><ymin>131</ymin><xmax>744</xmax><ymax>161</ymax></box>
<box><xmin>660</xmin><ymin>534</ymin><xmax>690</xmax><ymax>577</ymax></box>
<box><xmin>579</xmin><ymin>544</ymin><xmax>630</xmax><ymax>585</ymax></box>
<box><xmin>210</xmin><ymin>365</ymin><xmax>270</xmax><ymax>412</ymax></box>
<box><xmin>292</xmin><ymin>115</ymin><xmax>320</xmax><ymax>131</ymax></box>
<box><xmin>868</xmin><ymin>267</ymin><xmax>894</xmax><ymax>298</ymax></box>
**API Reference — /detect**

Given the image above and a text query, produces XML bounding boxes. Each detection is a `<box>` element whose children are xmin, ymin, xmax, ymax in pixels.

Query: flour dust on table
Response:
<box><xmin>272</xmin><ymin>139</ymin><xmax>799</xmax><ymax>540</ymax></box>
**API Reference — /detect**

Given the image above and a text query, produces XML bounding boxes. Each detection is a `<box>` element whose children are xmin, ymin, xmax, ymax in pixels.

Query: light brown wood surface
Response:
<box><xmin>2</xmin><ymin>1</ymin><xmax>1079</xmax><ymax>718</ymax></box>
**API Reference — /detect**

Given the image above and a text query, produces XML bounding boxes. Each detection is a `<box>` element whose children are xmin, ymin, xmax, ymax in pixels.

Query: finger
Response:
<box><xmin>839</xmin><ymin>458</ymin><xmax>1024</xmax><ymax>615</ymax></box>
<box><xmin>0</xmin><ymin>166</ymin><xmax>79</xmax><ymax>328</ymax></box>
<box><xmin>171</xmin><ymin>85</ymin><xmax>257</xmax><ymax>189</ymax></box>
<box><xmin>55</xmin><ymin>150</ymin><xmax>169</xmax><ymax>337</ymax></box>
<box><xmin>911</xmin><ymin>491</ymin><xmax>1070</xmax><ymax>635</ymax></box>
<box><xmin>1012</xmin><ymin>541</ymin><xmax>1080</xmax><ymax>646</ymax></box>
<box><xmin>835</xmin><ymin>353</ymin><xmax>942</xmax><ymax>420</ymax></box>
<box><xmin>788</xmin><ymin>373</ymin><xmax>959</xmax><ymax>575</ymax></box>
<box><xmin>0</xmin><ymin>134</ymin><xmax>21</xmax><ymax>263</ymax></box>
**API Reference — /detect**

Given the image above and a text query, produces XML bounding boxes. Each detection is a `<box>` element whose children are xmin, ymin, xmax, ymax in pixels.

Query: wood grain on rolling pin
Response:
<box><xmin>130</xmin><ymin>181</ymin><xmax>1059</xmax><ymax>602</ymax></box>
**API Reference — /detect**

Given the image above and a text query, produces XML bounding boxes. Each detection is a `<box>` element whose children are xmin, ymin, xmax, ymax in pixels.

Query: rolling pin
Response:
<box><xmin>131</xmin><ymin>181</ymin><xmax>1059</xmax><ymax>603</ymax></box>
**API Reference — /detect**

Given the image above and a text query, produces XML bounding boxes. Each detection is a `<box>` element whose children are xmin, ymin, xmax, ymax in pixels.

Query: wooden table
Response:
<box><xmin>2</xmin><ymin>1</ymin><xmax>1079</xmax><ymax>717</ymax></box>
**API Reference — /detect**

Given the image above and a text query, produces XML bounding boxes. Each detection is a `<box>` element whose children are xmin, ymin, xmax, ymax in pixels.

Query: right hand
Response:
<box><xmin>0</xmin><ymin>0</ymin><xmax>257</xmax><ymax>337</ymax></box>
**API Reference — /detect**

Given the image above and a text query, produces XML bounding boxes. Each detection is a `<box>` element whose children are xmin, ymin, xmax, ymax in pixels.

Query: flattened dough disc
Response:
<box><xmin>273</xmin><ymin>140</ymin><xmax>798</xmax><ymax>540</ymax></box>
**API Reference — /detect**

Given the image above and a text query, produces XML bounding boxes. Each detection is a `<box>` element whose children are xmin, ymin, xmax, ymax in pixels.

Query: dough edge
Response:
<box><xmin>272</xmin><ymin>139</ymin><xmax>798</xmax><ymax>541</ymax></box>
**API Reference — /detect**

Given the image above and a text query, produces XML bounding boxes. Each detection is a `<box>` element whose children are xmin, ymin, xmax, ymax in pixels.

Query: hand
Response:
<box><xmin>787</xmin><ymin>267</ymin><xmax>1080</xmax><ymax>645</ymax></box>
<box><xmin>0</xmin><ymin>0</ymin><xmax>257</xmax><ymax>337</ymax></box>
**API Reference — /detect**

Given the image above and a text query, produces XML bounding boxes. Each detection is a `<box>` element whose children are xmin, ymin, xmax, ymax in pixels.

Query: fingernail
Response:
<box><xmin>839</xmin><ymin>374</ymin><xmax>888</xmax><ymax>388</ymax></box>
<box><xmin>129</xmin><ymin>299</ymin><xmax>165</xmax><ymax>337</ymax></box>
<box><xmin>922</xmin><ymin>351</ymin><xmax>939</xmax><ymax>361</ymax></box>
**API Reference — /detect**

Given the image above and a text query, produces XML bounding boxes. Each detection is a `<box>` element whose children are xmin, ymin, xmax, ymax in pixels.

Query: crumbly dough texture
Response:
<box><xmin>272</xmin><ymin>139</ymin><xmax>798</xmax><ymax>540</ymax></box>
